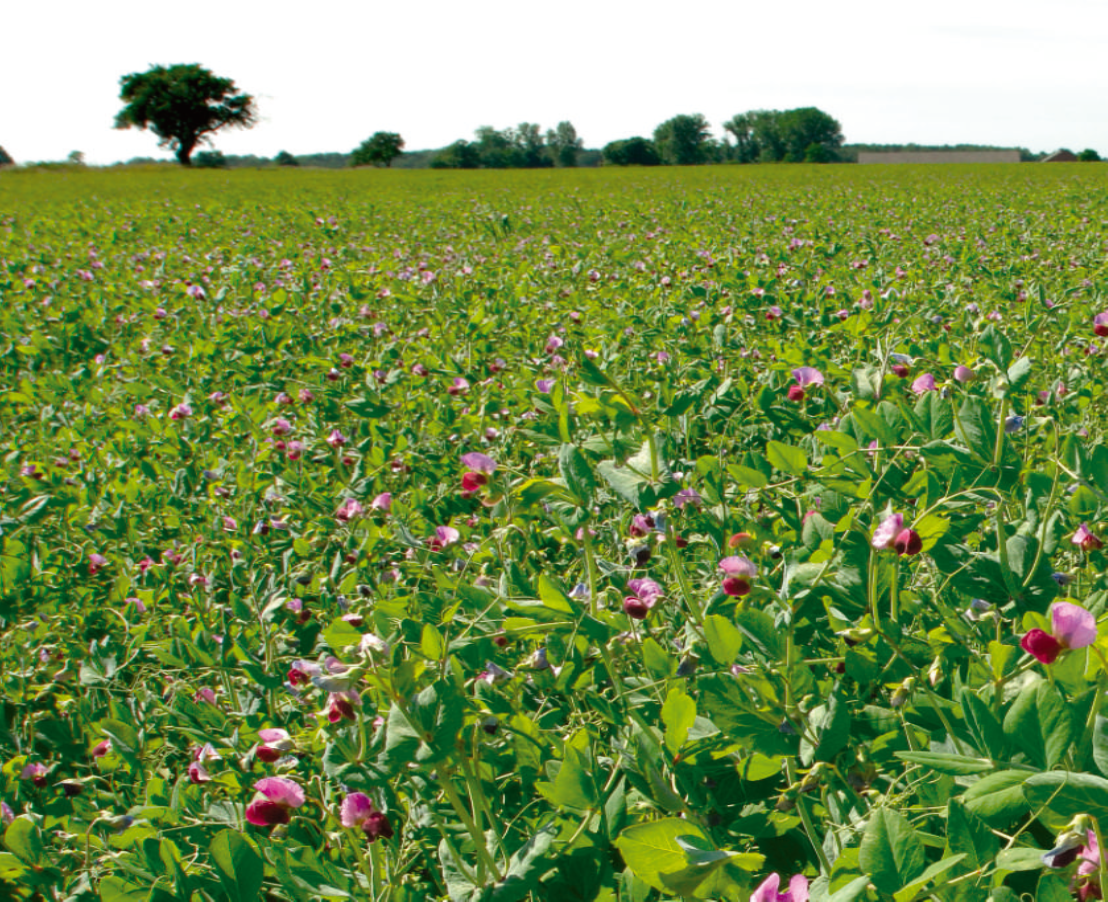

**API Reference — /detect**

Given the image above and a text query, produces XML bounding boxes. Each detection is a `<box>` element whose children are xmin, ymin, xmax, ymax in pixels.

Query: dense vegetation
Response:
<box><xmin>3</xmin><ymin>163</ymin><xmax>1108</xmax><ymax>901</ymax></box>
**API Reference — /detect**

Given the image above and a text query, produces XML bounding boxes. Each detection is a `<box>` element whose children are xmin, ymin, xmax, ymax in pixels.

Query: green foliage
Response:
<box><xmin>274</xmin><ymin>150</ymin><xmax>299</xmax><ymax>167</ymax></box>
<box><xmin>724</xmin><ymin>106</ymin><xmax>843</xmax><ymax>163</ymax></box>
<box><xmin>192</xmin><ymin>150</ymin><xmax>227</xmax><ymax>169</ymax></box>
<box><xmin>602</xmin><ymin>136</ymin><xmax>660</xmax><ymax>166</ymax></box>
<box><xmin>350</xmin><ymin>131</ymin><xmax>405</xmax><ymax>168</ymax></box>
<box><xmin>3</xmin><ymin>162</ymin><xmax>1108</xmax><ymax>901</ymax></box>
<box><xmin>653</xmin><ymin>113</ymin><xmax>713</xmax><ymax>165</ymax></box>
<box><xmin>1079</xmin><ymin>148</ymin><xmax>1102</xmax><ymax>162</ymax></box>
<box><xmin>114</xmin><ymin>63</ymin><xmax>256</xmax><ymax>165</ymax></box>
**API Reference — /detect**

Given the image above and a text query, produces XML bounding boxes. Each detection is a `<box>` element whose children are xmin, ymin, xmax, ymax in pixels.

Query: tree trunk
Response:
<box><xmin>176</xmin><ymin>137</ymin><xmax>197</xmax><ymax>166</ymax></box>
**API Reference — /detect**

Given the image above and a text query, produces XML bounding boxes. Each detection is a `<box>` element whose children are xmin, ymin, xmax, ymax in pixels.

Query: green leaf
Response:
<box><xmin>615</xmin><ymin>819</ymin><xmax>763</xmax><ymax>898</ymax></box>
<box><xmin>826</xmin><ymin>876</ymin><xmax>872</xmax><ymax>902</ymax></box>
<box><xmin>803</xmin><ymin>689</ymin><xmax>851</xmax><ymax>764</ymax></box>
<box><xmin>537</xmin><ymin>733</ymin><xmax>596</xmax><ymax>812</ymax></box>
<box><xmin>894</xmin><ymin>854</ymin><xmax>967</xmax><ymax>901</ymax></box>
<box><xmin>1023</xmin><ymin>771</ymin><xmax>1108</xmax><ymax>820</ymax></box>
<box><xmin>344</xmin><ymin>396</ymin><xmax>390</xmax><ymax>418</ymax></box>
<box><xmin>642</xmin><ymin>637</ymin><xmax>674</xmax><ymax>679</ymax></box>
<box><xmin>703</xmin><ymin>614</ymin><xmax>743</xmax><ymax>665</ymax></box>
<box><xmin>961</xmin><ymin>690</ymin><xmax>1011</xmax><ymax>761</ymax></box>
<box><xmin>1093</xmin><ymin>714</ymin><xmax>1108</xmax><ymax>778</ymax></box>
<box><xmin>895</xmin><ymin>751</ymin><xmax>995</xmax><ymax>775</ymax></box>
<box><xmin>945</xmin><ymin>799</ymin><xmax>999</xmax><ymax>870</ymax></box>
<box><xmin>964</xmin><ymin>770</ymin><xmax>1031</xmax><ymax>822</ymax></box>
<box><xmin>979</xmin><ymin>324</ymin><xmax>1013</xmax><ymax>371</ymax></box>
<box><xmin>490</xmin><ymin>825</ymin><xmax>560</xmax><ymax>902</ymax></box>
<box><xmin>1037</xmin><ymin>872</ymin><xmax>1078</xmax><ymax>902</ymax></box>
<box><xmin>597</xmin><ymin>460</ymin><xmax>648</xmax><ymax>508</ymax></box>
<box><xmin>995</xmin><ymin>847</ymin><xmax>1046</xmax><ymax>871</ymax></box>
<box><xmin>1003</xmin><ymin>679</ymin><xmax>1073</xmax><ymax>769</ymax></box>
<box><xmin>859</xmin><ymin>808</ymin><xmax>927</xmax><ymax>895</ymax></box>
<box><xmin>323</xmin><ymin>617</ymin><xmax>364</xmax><ymax>649</ymax></box>
<box><xmin>3</xmin><ymin>818</ymin><xmax>43</xmax><ymax>867</ymax></box>
<box><xmin>559</xmin><ymin>444</ymin><xmax>596</xmax><ymax>506</ymax></box>
<box><xmin>662</xmin><ymin>687</ymin><xmax>697</xmax><ymax>755</ymax></box>
<box><xmin>1007</xmin><ymin>356</ymin><xmax>1032</xmax><ymax>390</ymax></box>
<box><xmin>766</xmin><ymin>440</ymin><xmax>807</xmax><ymax>476</ymax></box>
<box><xmin>98</xmin><ymin>877</ymin><xmax>149</xmax><ymax>902</ymax></box>
<box><xmin>210</xmin><ymin>829</ymin><xmax>265</xmax><ymax>902</ymax></box>
<box><xmin>536</xmin><ymin>573</ymin><xmax>575</xmax><ymax>614</ymax></box>
<box><xmin>698</xmin><ymin>675</ymin><xmax>796</xmax><ymax>756</ymax></box>
<box><xmin>956</xmin><ymin>397</ymin><xmax>997</xmax><ymax>462</ymax></box>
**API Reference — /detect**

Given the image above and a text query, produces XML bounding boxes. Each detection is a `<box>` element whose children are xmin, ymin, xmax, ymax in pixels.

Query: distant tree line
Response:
<box><xmin>429</xmin><ymin>122</ymin><xmax>585</xmax><ymax>169</ymax></box>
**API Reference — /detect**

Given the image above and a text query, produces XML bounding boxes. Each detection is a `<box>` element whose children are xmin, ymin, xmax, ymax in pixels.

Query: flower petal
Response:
<box><xmin>1051</xmin><ymin>602</ymin><xmax>1097</xmax><ymax>650</ymax></box>
<box><xmin>340</xmin><ymin>792</ymin><xmax>375</xmax><ymax>828</ymax></box>
<box><xmin>254</xmin><ymin>776</ymin><xmax>305</xmax><ymax>808</ymax></box>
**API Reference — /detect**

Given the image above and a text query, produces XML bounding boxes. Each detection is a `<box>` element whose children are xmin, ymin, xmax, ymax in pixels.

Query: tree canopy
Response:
<box><xmin>0</xmin><ymin>146</ymin><xmax>12</xmax><ymax>166</ymax></box>
<box><xmin>723</xmin><ymin>107</ymin><xmax>843</xmax><ymax>163</ymax></box>
<box><xmin>431</xmin><ymin>122</ymin><xmax>583</xmax><ymax>169</ymax></box>
<box><xmin>653</xmin><ymin>114</ymin><xmax>713</xmax><ymax>165</ymax></box>
<box><xmin>114</xmin><ymin>64</ymin><xmax>257</xmax><ymax>166</ymax></box>
<box><xmin>602</xmin><ymin>137</ymin><xmax>661</xmax><ymax>167</ymax></box>
<box><xmin>351</xmin><ymin>132</ymin><xmax>405</xmax><ymax>168</ymax></box>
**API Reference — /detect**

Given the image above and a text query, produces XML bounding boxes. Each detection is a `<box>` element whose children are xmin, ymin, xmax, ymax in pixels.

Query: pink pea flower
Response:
<box><xmin>792</xmin><ymin>367</ymin><xmax>823</xmax><ymax>388</ymax></box>
<box><xmin>765</xmin><ymin>305</ymin><xmax>783</xmax><ymax>321</ymax></box>
<box><xmin>953</xmin><ymin>365</ymin><xmax>975</xmax><ymax>383</ymax></box>
<box><xmin>1094</xmin><ymin>313</ymin><xmax>1108</xmax><ymax>337</ymax></box>
<box><xmin>272</xmin><ymin>418</ymin><xmax>293</xmax><ymax>437</ymax></box>
<box><xmin>339</xmin><ymin>353</ymin><xmax>354</xmax><ymax>368</ymax></box>
<box><xmin>535</xmin><ymin>379</ymin><xmax>554</xmax><ymax>394</ymax></box>
<box><xmin>751</xmin><ymin>873</ymin><xmax>808</xmax><ymax>902</ymax></box>
<box><xmin>624</xmin><ymin>578</ymin><xmax>665</xmax><ymax>620</ymax></box>
<box><xmin>286</xmin><ymin>440</ymin><xmax>304</xmax><ymax>461</ymax></box>
<box><xmin>245</xmin><ymin>777</ymin><xmax>306</xmax><ymax>827</ymax></box>
<box><xmin>872</xmin><ymin>513</ymin><xmax>904</xmax><ymax>550</ymax></box>
<box><xmin>370</xmin><ymin>492</ymin><xmax>392</xmax><ymax>513</ymax></box>
<box><xmin>298</xmin><ymin>389</ymin><xmax>315</xmax><ymax>404</ymax></box>
<box><xmin>673</xmin><ymin>488</ymin><xmax>702</xmax><ymax>510</ymax></box>
<box><xmin>255</xmin><ymin>728</ymin><xmax>294</xmax><ymax>763</ymax></box>
<box><xmin>341</xmin><ymin>793</ymin><xmax>395</xmax><ymax>841</ymax></box>
<box><xmin>92</xmin><ymin>738</ymin><xmax>113</xmax><ymax>758</ymax></box>
<box><xmin>1021</xmin><ymin>602</ymin><xmax>1098</xmax><ymax>665</ymax></box>
<box><xmin>1073</xmin><ymin>523</ymin><xmax>1104</xmax><ymax>551</ymax></box>
<box><xmin>326</xmin><ymin>429</ymin><xmax>348</xmax><ymax>449</ymax></box>
<box><xmin>545</xmin><ymin>335</ymin><xmax>564</xmax><ymax>354</ymax></box>
<box><xmin>188</xmin><ymin>761</ymin><xmax>212</xmax><ymax>784</ymax></box>
<box><xmin>275</xmin><ymin>392</ymin><xmax>294</xmax><ymax>406</ymax></box>
<box><xmin>720</xmin><ymin>555</ymin><xmax>757</xmax><ymax>597</ymax></box>
<box><xmin>335</xmin><ymin>498</ymin><xmax>364</xmax><ymax>523</ymax></box>
<box><xmin>21</xmin><ymin>763</ymin><xmax>48</xmax><ymax>787</ymax></box>
<box><xmin>125</xmin><ymin>596</ymin><xmax>147</xmax><ymax>614</ymax></box>
<box><xmin>88</xmin><ymin>553</ymin><xmax>108</xmax><ymax>576</ymax></box>
<box><xmin>326</xmin><ymin>690</ymin><xmax>361</xmax><ymax>723</ymax></box>
<box><xmin>429</xmin><ymin>526</ymin><xmax>460</xmax><ymax>551</ymax></box>
<box><xmin>221</xmin><ymin>517</ymin><xmax>237</xmax><ymax>532</ymax></box>
<box><xmin>447</xmin><ymin>377</ymin><xmax>470</xmax><ymax>396</ymax></box>
<box><xmin>194</xmin><ymin>687</ymin><xmax>217</xmax><ymax>705</ymax></box>
<box><xmin>911</xmin><ymin>373</ymin><xmax>937</xmax><ymax>394</ymax></box>
<box><xmin>169</xmin><ymin>402</ymin><xmax>192</xmax><ymax>420</ymax></box>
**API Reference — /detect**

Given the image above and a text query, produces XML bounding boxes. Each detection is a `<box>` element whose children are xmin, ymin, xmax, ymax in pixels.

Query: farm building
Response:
<box><xmin>858</xmin><ymin>151</ymin><xmax>1020</xmax><ymax>164</ymax></box>
<box><xmin>1041</xmin><ymin>149</ymin><xmax>1078</xmax><ymax>162</ymax></box>
<box><xmin>0</xmin><ymin>146</ymin><xmax>12</xmax><ymax>166</ymax></box>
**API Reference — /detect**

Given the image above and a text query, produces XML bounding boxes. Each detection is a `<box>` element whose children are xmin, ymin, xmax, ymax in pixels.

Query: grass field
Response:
<box><xmin>3</xmin><ymin>162</ymin><xmax>1108</xmax><ymax>901</ymax></box>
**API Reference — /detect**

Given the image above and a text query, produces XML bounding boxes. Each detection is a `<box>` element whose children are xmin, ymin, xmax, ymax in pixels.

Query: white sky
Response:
<box><xmin>3</xmin><ymin>0</ymin><xmax>1107</xmax><ymax>165</ymax></box>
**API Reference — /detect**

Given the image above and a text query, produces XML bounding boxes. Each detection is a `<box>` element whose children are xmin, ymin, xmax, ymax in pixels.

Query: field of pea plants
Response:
<box><xmin>4</xmin><ymin>160</ymin><xmax>1108</xmax><ymax>902</ymax></box>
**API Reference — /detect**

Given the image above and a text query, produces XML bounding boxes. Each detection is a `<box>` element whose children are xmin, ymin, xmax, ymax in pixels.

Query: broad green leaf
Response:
<box><xmin>615</xmin><ymin>819</ymin><xmax>762</xmax><ymax>898</ymax></box>
<box><xmin>1002</xmin><ymin>679</ymin><xmax>1073</xmax><ymax>769</ymax></box>
<box><xmin>945</xmin><ymin>799</ymin><xmax>998</xmax><ymax>870</ymax></box>
<box><xmin>3</xmin><ymin>818</ymin><xmax>43</xmax><ymax>867</ymax></box>
<box><xmin>703</xmin><ymin>614</ymin><xmax>743</xmax><ymax>665</ymax></box>
<box><xmin>536</xmin><ymin>573</ymin><xmax>574</xmax><ymax>614</ymax></box>
<box><xmin>766</xmin><ymin>440</ymin><xmax>807</xmax><ymax>476</ymax></box>
<box><xmin>662</xmin><ymin>687</ymin><xmax>696</xmax><ymax>755</ymax></box>
<box><xmin>559</xmin><ymin>444</ymin><xmax>596</xmax><ymax>505</ymax></box>
<box><xmin>964</xmin><ymin>770</ymin><xmax>1031</xmax><ymax>822</ymax></box>
<box><xmin>211</xmin><ymin>829</ymin><xmax>265</xmax><ymax>902</ymax></box>
<box><xmin>490</xmin><ymin>825</ymin><xmax>559</xmax><ymax>902</ymax></box>
<box><xmin>859</xmin><ymin>808</ymin><xmax>927</xmax><ymax>895</ymax></box>
<box><xmin>1023</xmin><ymin>771</ymin><xmax>1108</xmax><ymax>820</ymax></box>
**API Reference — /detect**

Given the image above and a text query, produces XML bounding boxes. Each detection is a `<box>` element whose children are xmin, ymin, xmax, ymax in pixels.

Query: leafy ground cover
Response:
<box><xmin>3</xmin><ymin>162</ymin><xmax>1108</xmax><ymax>901</ymax></box>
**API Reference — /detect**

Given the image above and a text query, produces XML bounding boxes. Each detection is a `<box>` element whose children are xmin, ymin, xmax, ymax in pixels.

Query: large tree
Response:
<box><xmin>724</xmin><ymin>107</ymin><xmax>843</xmax><ymax>163</ymax></box>
<box><xmin>653</xmin><ymin>114</ymin><xmax>712</xmax><ymax>166</ymax></box>
<box><xmin>351</xmin><ymin>132</ymin><xmax>405</xmax><ymax>167</ymax></box>
<box><xmin>114</xmin><ymin>64</ymin><xmax>256</xmax><ymax>166</ymax></box>
<box><xmin>545</xmin><ymin>121</ymin><xmax>583</xmax><ymax>167</ymax></box>
<box><xmin>602</xmin><ymin>137</ymin><xmax>661</xmax><ymax>167</ymax></box>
